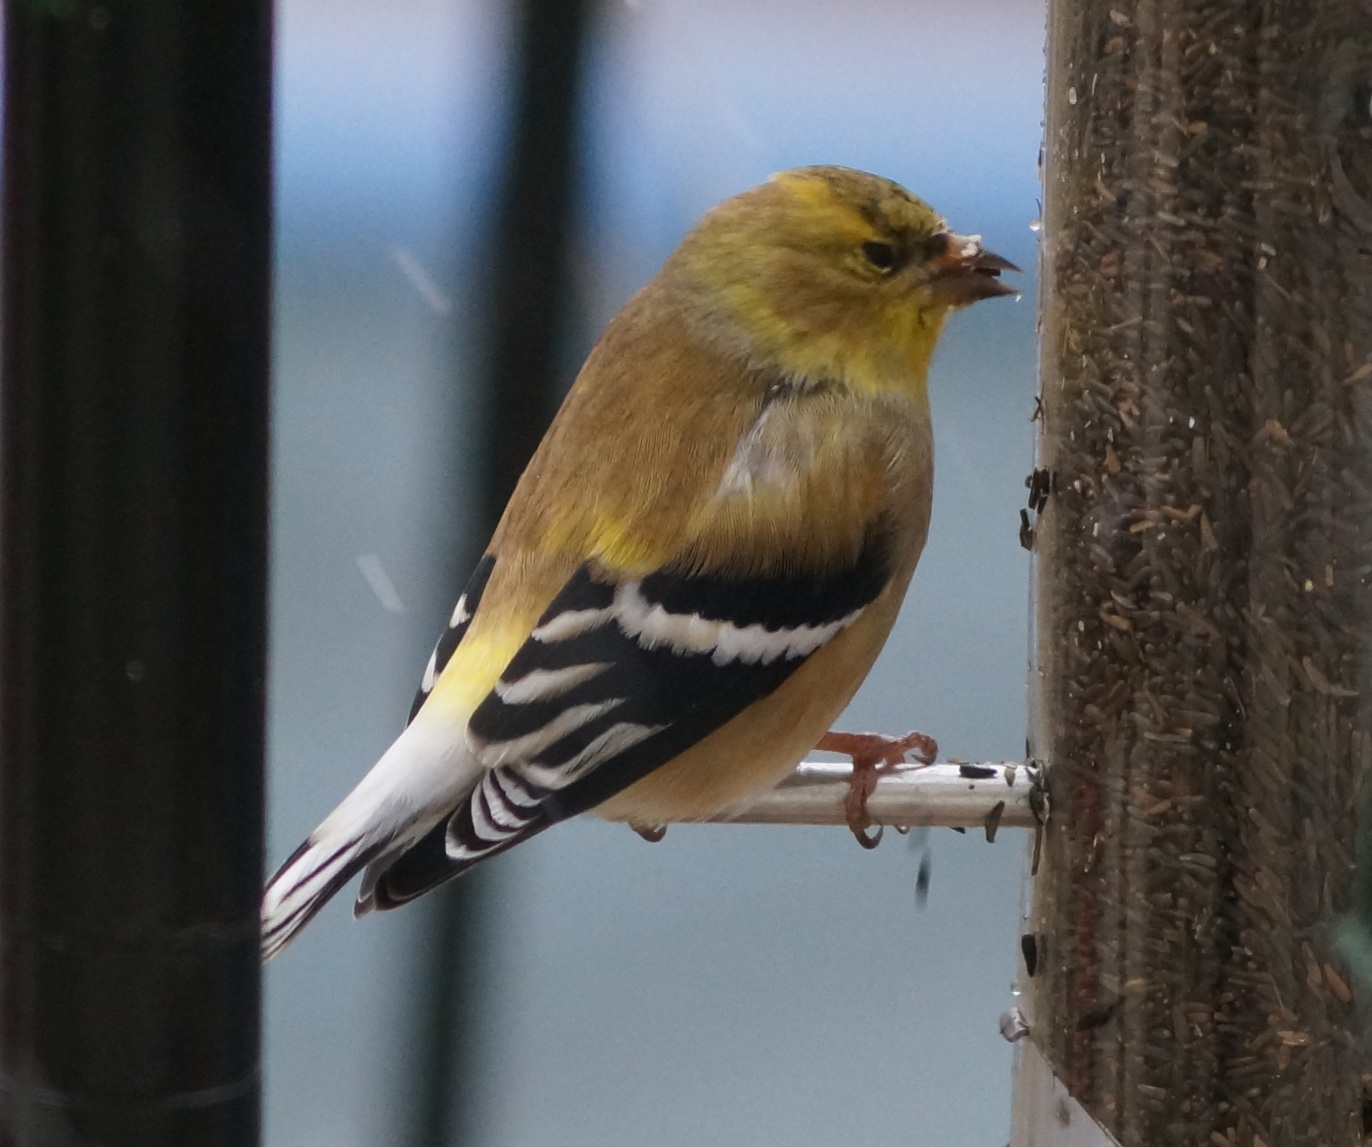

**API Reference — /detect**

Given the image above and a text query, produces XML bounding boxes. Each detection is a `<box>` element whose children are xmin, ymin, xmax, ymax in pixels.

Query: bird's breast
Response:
<box><xmin>684</xmin><ymin>384</ymin><xmax>933</xmax><ymax>578</ymax></box>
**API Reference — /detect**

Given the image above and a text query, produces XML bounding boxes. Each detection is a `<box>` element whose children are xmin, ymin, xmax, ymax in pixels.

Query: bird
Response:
<box><xmin>261</xmin><ymin>165</ymin><xmax>1016</xmax><ymax>960</ymax></box>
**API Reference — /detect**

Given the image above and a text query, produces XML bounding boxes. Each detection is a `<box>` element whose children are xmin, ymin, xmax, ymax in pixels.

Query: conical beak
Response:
<box><xmin>927</xmin><ymin>232</ymin><xmax>1020</xmax><ymax>305</ymax></box>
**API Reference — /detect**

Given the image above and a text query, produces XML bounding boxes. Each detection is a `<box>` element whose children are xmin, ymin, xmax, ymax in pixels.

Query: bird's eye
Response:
<box><xmin>861</xmin><ymin>241</ymin><xmax>897</xmax><ymax>271</ymax></box>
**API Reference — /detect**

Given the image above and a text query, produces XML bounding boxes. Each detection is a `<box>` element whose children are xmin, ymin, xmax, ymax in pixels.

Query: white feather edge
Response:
<box><xmin>614</xmin><ymin>580</ymin><xmax>860</xmax><ymax>666</ymax></box>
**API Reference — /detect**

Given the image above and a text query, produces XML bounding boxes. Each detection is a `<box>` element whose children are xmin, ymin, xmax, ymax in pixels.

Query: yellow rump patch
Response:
<box><xmin>425</xmin><ymin>624</ymin><xmax>526</xmax><ymax>718</ymax></box>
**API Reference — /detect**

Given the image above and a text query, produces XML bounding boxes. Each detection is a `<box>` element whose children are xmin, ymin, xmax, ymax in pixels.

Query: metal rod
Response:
<box><xmin>0</xmin><ymin>1</ymin><xmax>273</xmax><ymax>1144</ymax></box>
<box><xmin>706</xmin><ymin>761</ymin><xmax>1037</xmax><ymax>831</ymax></box>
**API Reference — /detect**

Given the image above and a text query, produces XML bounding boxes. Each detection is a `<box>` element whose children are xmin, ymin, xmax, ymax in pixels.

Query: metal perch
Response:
<box><xmin>694</xmin><ymin>760</ymin><xmax>1039</xmax><ymax>833</ymax></box>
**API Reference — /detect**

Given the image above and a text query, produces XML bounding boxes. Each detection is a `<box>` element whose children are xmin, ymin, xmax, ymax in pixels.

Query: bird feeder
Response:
<box><xmin>1014</xmin><ymin>1</ymin><xmax>1372</xmax><ymax>1143</ymax></box>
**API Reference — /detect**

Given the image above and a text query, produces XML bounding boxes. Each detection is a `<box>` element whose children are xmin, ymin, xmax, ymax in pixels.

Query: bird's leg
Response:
<box><xmin>818</xmin><ymin>729</ymin><xmax>938</xmax><ymax>849</ymax></box>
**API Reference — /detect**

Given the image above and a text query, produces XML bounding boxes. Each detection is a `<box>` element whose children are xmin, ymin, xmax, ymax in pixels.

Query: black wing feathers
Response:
<box><xmin>637</xmin><ymin>544</ymin><xmax>891</xmax><ymax>631</ymax></box>
<box><xmin>372</xmin><ymin>524</ymin><xmax>895</xmax><ymax>907</ymax></box>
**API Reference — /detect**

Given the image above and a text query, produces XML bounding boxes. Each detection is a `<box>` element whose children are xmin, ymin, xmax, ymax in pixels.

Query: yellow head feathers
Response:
<box><xmin>660</xmin><ymin>165</ymin><xmax>1017</xmax><ymax>393</ymax></box>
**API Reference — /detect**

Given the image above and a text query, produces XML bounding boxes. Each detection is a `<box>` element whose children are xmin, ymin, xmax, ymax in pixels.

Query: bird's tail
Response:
<box><xmin>260</xmin><ymin>828</ymin><xmax>394</xmax><ymax>961</ymax></box>
<box><xmin>260</xmin><ymin>716</ymin><xmax>475</xmax><ymax>961</ymax></box>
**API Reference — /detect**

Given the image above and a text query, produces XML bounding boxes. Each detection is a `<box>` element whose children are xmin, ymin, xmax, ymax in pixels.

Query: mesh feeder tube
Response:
<box><xmin>1019</xmin><ymin>2</ymin><xmax>1372</xmax><ymax>1145</ymax></box>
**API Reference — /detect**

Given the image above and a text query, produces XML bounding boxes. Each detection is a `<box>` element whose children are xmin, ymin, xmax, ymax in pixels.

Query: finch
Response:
<box><xmin>262</xmin><ymin>165</ymin><xmax>1016</xmax><ymax>960</ymax></box>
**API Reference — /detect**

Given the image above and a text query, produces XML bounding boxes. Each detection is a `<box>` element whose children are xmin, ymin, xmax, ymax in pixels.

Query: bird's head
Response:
<box><xmin>665</xmin><ymin>165</ymin><xmax>1018</xmax><ymax>394</ymax></box>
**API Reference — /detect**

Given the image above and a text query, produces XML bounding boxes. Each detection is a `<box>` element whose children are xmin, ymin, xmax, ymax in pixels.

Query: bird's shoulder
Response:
<box><xmin>497</xmin><ymin>301</ymin><xmax>932</xmax><ymax>581</ymax></box>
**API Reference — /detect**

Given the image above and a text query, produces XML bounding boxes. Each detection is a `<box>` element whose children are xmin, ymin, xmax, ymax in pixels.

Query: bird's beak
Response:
<box><xmin>927</xmin><ymin>232</ymin><xmax>1020</xmax><ymax>305</ymax></box>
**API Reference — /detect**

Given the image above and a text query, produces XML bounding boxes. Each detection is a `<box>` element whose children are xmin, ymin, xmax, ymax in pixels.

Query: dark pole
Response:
<box><xmin>482</xmin><ymin>0</ymin><xmax>595</xmax><ymax>498</ymax></box>
<box><xmin>408</xmin><ymin>1</ymin><xmax>592</xmax><ymax>1144</ymax></box>
<box><xmin>1019</xmin><ymin>0</ymin><xmax>1372</xmax><ymax>1143</ymax></box>
<box><xmin>0</xmin><ymin>1</ymin><xmax>272</xmax><ymax>1145</ymax></box>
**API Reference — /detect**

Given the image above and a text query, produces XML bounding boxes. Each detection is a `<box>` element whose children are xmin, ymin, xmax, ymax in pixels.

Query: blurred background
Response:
<box><xmin>265</xmin><ymin>1</ymin><xmax>1045</xmax><ymax>1144</ymax></box>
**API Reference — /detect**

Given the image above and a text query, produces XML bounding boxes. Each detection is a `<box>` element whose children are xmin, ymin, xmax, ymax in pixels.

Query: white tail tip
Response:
<box><xmin>260</xmin><ymin>832</ymin><xmax>387</xmax><ymax>961</ymax></box>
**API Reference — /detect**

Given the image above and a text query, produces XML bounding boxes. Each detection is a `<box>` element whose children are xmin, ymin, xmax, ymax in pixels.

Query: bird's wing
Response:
<box><xmin>363</xmin><ymin>523</ymin><xmax>894</xmax><ymax>908</ymax></box>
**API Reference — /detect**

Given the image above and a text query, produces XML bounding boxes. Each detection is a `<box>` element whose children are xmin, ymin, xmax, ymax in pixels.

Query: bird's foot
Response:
<box><xmin>818</xmin><ymin>729</ymin><xmax>938</xmax><ymax>849</ymax></box>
